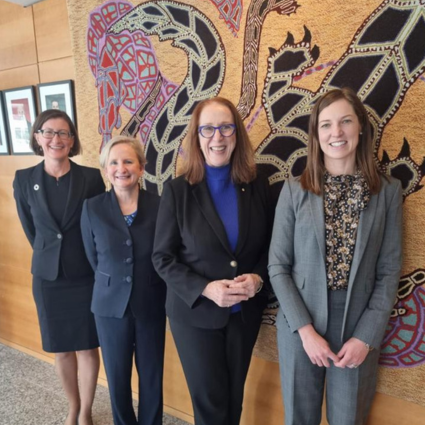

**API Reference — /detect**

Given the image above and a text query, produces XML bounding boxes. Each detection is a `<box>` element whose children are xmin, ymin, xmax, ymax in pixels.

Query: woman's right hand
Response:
<box><xmin>298</xmin><ymin>324</ymin><xmax>340</xmax><ymax>367</ymax></box>
<box><xmin>202</xmin><ymin>280</ymin><xmax>249</xmax><ymax>308</ymax></box>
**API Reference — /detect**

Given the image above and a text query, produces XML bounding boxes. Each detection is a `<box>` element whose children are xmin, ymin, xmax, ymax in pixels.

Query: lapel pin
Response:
<box><xmin>241</xmin><ymin>187</ymin><xmax>245</xmax><ymax>192</ymax></box>
<box><xmin>34</xmin><ymin>184</ymin><xmax>39</xmax><ymax>191</ymax></box>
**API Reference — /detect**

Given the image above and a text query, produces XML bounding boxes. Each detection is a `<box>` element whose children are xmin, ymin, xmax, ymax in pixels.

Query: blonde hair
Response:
<box><xmin>100</xmin><ymin>135</ymin><xmax>147</xmax><ymax>169</ymax></box>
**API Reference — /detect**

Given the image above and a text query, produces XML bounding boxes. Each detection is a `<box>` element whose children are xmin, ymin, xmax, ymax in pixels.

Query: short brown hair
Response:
<box><xmin>182</xmin><ymin>97</ymin><xmax>256</xmax><ymax>184</ymax></box>
<box><xmin>300</xmin><ymin>87</ymin><xmax>382</xmax><ymax>195</ymax></box>
<box><xmin>99</xmin><ymin>135</ymin><xmax>147</xmax><ymax>169</ymax></box>
<box><xmin>31</xmin><ymin>110</ymin><xmax>81</xmax><ymax>157</ymax></box>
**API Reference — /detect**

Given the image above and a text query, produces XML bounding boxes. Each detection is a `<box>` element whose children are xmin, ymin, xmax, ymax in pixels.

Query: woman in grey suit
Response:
<box><xmin>81</xmin><ymin>136</ymin><xmax>166</xmax><ymax>425</ymax></box>
<box><xmin>13</xmin><ymin>110</ymin><xmax>105</xmax><ymax>425</ymax></box>
<box><xmin>269</xmin><ymin>88</ymin><xmax>403</xmax><ymax>425</ymax></box>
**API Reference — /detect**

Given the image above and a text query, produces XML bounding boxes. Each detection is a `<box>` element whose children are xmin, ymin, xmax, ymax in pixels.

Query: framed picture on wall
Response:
<box><xmin>0</xmin><ymin>92</ymin><xmax>10</xmax><ymax>155</ymax></box>
<box><xmin>3</xmin><ymin>86</ymin><xmax>37</xmax><ymax>155</ymax></box>
<box><xmin>37</xmin><ymin>80</ymin><xmax>76</xmax><ymax>123</ymax></box>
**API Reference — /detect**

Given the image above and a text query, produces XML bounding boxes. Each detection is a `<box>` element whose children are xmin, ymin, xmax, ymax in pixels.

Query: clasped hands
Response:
<box><xmin>298</xmin><ymin>324</ymin><xmax>370</xmax><ymax>369</ymax></box>
<box><xmin>202</xmin><ymin>274</ymin><xmax>262</xmax><ymax>308</ymax></box>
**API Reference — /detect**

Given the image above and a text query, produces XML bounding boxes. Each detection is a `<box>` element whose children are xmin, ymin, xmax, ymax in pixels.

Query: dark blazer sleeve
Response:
<box><xmin>81</xmin><ymin>165</ymin><xmax>106</xmax><ymax>200</ymax></box>
<box><xmin>153</xmin><ymin>181</ymin><xmax>210</xmax><ymax>309</ymax></box>
<box><xmin>13</xmin><ymin>170</ymin><xmax>36</xmax><ymax>247</ymax></box>
<box><xmin>91</xmin><ymin>169</ymin><xmax>106</xmax><ymax>198</ymax></box>
<box><xmin>81</xmin><ymin>200</ymin><xmax>98</xmax><ymax>271</ymax></box>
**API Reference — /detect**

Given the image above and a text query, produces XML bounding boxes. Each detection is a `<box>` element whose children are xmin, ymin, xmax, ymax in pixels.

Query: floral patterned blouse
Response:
<box><xmin>324</xmin><ymin>171</ymin><xmax>370</xmax><ymax>290</ymax></box>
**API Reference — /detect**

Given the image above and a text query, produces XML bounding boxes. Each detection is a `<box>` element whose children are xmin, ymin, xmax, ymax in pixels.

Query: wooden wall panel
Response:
<box><xmin>0</xmin><ymin>64</ymin><xmax>39</xmax><ymax>90</ymax></box>
<box><xmin>0</xmin><ymin>156</ymin><xmax>41</xmax><ymax>353</ymax></box>
<box><xmin>38</xmin><ymin>57</ymin><xmax>75</xmax><ymax>83</ymax></box>
<box><xmin>0</xmin><ymin>265</ymin><xmax>40</xmax><ymax>349</ymax></box>
<box><xmin>33</xmin><ymin>0</ymin><xmax>72</xmax><ymax>62</ymax></box>
<box><xmin>0</xmin><ymin>1</ymin><xmax>37</xmax><ymax>71</ymax></box>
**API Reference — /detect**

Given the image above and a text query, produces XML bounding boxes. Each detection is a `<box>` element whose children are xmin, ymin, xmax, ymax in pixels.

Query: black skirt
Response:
<box><xmin>32</xmin><ymin>274</ymin><xmax>99</xmax><ymax>353</ymax></box>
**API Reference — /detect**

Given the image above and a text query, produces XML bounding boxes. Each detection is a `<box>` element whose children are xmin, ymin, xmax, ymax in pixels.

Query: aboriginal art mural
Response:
<box><xmin>68</xmin><ymin>0</ymin><xmax>425</xmax><ymax>405</ymax></box>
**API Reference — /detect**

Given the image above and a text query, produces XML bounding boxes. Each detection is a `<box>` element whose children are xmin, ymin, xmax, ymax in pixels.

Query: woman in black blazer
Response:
<box><xmin>13</xmin><ymin>110</ymin><xmax>105</xmax><ymax>425</ymax></box>
<box><xmin>153</xmin><ymin>97</ymin><xmax>272</xmax><ymax>425</ymax></box>
<box><xmin>81</xmin><ymin>136</ymin><xmax>166</xmax><ymax>425</ymax></box>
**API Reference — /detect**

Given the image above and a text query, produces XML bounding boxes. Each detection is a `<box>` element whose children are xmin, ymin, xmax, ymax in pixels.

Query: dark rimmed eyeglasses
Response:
<box><xmin>198</xmin><ymin>124</ymin><xmax>236</xmax><ymax>139</ymax></box>
<box><xmin>37</xmin><ymin>129</ymin><xmax>73</xmax><ymax>140</ymax></box>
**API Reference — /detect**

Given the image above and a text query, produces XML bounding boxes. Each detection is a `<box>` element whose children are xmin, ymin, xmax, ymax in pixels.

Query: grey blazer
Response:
<box><xmin>268</xmin><ymin>175</ymin><xmax>402</xmax><ymax>349</ymax></box>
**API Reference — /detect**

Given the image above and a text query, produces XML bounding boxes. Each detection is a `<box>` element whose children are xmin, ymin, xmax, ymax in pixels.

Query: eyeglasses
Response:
<box><xmin>198</xmin><ymin>124</ymin><xmax>236</xmax><ymax>139</ymax></box>
<box><xmin>38</xmin><ymin>129</ymin><xmax>73</xmax><ymax>140</ymax></box>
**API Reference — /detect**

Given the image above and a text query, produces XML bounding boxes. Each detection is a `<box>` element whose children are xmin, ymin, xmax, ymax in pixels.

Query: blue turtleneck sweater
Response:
<box><xmin>205</xmin><ymin>164</ymin><xmax>240</xmax><ymax>313</ymax></box>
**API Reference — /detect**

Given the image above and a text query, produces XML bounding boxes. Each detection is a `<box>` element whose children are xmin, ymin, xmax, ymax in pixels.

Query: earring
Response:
<box><xmin>138</xmin><ymin>177</ymin><xmax>143</xmax><ymax>190</ymax></box>
<box><xmin>106</xmin><ymin>180</ymin><xmax>111</xmax><ymax>191</ymax></box>
<box><xmin>359</xmin><ymin>132</ymin><xmax>363</xmax><ymax>135</ymax></box>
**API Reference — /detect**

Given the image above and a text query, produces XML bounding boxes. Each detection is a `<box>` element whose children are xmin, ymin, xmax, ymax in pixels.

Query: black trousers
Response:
<box><xmin>170</xmin><ymin>312</ymin><xmax>262</xmax><ymax>425</ymax></box>
<box><xmin>95</xmin><ymin>310</ymin><xmax>166</xmax><ymax>425</ymax></box>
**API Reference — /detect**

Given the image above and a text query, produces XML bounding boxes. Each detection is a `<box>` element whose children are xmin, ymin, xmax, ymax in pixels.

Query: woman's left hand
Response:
<box><xmin>229</xmin><ymin>274</ymin><xmax>262</xmax><ymax>298</ymax></box>
<box><xmin>334</xmin><ymin>337</ymin><xmax>370</xmax><ymax>369</ymax></box>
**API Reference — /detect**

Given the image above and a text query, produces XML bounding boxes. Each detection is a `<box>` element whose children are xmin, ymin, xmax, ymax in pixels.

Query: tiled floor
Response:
<box><xmin>0</xmin><ymin>343</ymin><xmax>189</xmax><ymax>425</ymax></box>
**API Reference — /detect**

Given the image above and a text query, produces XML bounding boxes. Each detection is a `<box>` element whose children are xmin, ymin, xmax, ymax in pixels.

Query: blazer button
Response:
<box><xmin>126</xmin><ymin>276</ymin><xmax>133</xmax><ymax>283</ymax></box>
<box><xmin>230</xmin><ymin>260</ymin><xmax>237</xmax><ymax>267</ymax></box>
<box><xmin>125</xmin><ymin>257</ymin><xmax>133</xmax><ymax>264</ymax></box>
<box><xmin>57</xmin><ymin>234</ymin><xmax>62</xmax><ymax>239</ymax></box>
<box><xmin>125</xmin><ymin>239</ymin><xmax>132</xmax><ymax>246</ymax></box>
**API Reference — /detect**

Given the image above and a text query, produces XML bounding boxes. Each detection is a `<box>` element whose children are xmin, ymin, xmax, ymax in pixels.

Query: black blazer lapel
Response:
<box><xmin>109</xmin><ymin>187</ymin><xmax>133</xmax><ymax>235</ymax></box>
<box><xmin>192</xmin><ymin>180</ymin><xmax>233</xmax><ymax>256</ymax></box>
<box><xmin>235</xmin><ymin>182</ymin><xmax>251</xmax><ymax>256</ymax></box>
<box><xmin>61</xmin><ymin>161</ymin><xmax>84</xmax><ymax>230</ymax></box>
<box><xmin>30</xmin><ymin>161</ymin><xmax>59</xmax><ymax>229</ymax></box>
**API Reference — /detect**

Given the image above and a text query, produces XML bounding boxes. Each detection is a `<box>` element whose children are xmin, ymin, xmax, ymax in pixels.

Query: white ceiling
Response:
<box><xmin>3</xmin><ymin>0</ymin><xmax>46</xmax><ymax>7</ymax></box>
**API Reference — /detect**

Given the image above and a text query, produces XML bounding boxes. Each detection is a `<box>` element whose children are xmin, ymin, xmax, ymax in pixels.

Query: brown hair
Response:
<box><xmin>300</xmin><ymin>87</ymin><xmax>382</xmax><ymax>195</ymax></box>
<box><xmin>99</xmin><ymin>135</ymin><xmax>147</xmax><ymax>169</ymax></box>
<box><xmin>31</xmin><ymin>110</ymin><xmax>81</xmax><ymax>157</ymax></box>
<box><xmin>182</xmin><ymin>97</ymin><xmax>256</xmax><ymax>184</ymax></box>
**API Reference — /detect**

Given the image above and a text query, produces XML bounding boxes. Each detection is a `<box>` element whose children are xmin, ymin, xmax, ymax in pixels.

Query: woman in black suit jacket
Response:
<box><xmin>81</xmin><ymin>136</ymin><xmax>166</xmax><ymax>425</ymax></box>
<box><xmin>153</xmin><ymin>97</ymin><xmax>272</xmax><ymax>425</ymax></box>
<box><xmin>13</xmin><ymin>110</ymin><xmax>105</xmax><ymax>425</ymax></box>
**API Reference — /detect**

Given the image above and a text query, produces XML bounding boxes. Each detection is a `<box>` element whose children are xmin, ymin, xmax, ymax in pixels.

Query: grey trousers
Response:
<box><xmin>277</xmin><ymin>290</ymin><xmax>380</xmax><ymax>425</ymax></box>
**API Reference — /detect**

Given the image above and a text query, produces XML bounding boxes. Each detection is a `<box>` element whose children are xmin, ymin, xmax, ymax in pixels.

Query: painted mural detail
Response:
<box><xmin>87</xmin><ymin>0</ymin><xmax>178</xmax><ymax>149</ymax></box>
<box><xmin>256</xmin><ymin>0</ymin><xmax>425</xmax><ymax>201</ymax></box>
<box><xmin>209</xmin><ymin>0</ymin><xmax>243</xmax><ymax>35</ymax></box>
<box><xmin>380</xmin><ymin>269</ymin><xmax>425</xmax><ymax>368</ymax></box>
<box><xmin>86</xmin><ymin>0</ymin><xmax>425</xmax><ymax>369</ymax></box>
<box><xmin>107</xmin><ymin>1</ymin><xmax>226</xmax><ymax>193</ymax></box>
<box><xmin>237</xmin><ymin>0</ymin><xmax>299</xmax><ymax>119</ymax></box>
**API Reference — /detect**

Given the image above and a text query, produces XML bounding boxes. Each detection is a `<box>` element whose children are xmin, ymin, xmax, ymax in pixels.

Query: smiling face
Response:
<box><xmin>35</xmin><ymin>118</ymin><xmax>74</xmax><ymax>163</ymax></box>
<box><xmin>317</xmin><ymin>98</ymin><xmax>361</xmax><ymax>175</ymax></box>
<box><xmin>105</xmin><ymin>143</ymin><xmax>144</xmax><ymax>192</ymax></box>
<box><xmin>198</xmin><ymin>102</ymin><xmax>236</xmax><ymax>168</ymax></box>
